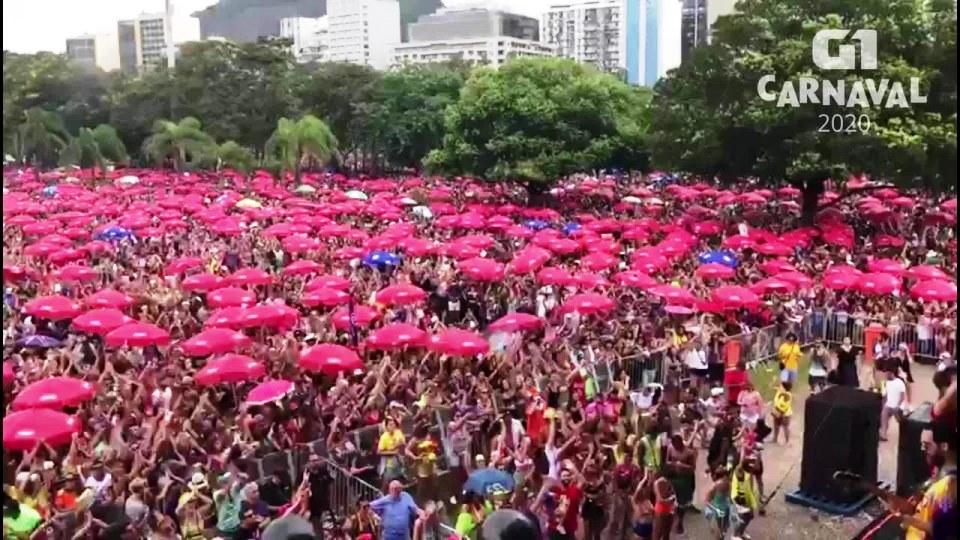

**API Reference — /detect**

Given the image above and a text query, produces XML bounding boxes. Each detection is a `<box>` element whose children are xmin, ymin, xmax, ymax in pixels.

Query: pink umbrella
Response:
<box><xmin>302</xmin><ymin>288</ymin><xmax>351</xmax><ymax>308</ymax></box>
<box><xmin>73</xmin><ymin>308</ymin><xmax>133</xmax><ymax>335</ymax></box>
<box><xmin>825</xmin><ymin>264</ymin><xmax>863</xmax><ymax>277</ymax></box>
<box><xmin>752</xmin><ymin>277</ymin><xmax>796</xmax><ymax>295</ymax></box>
<box><xmin>536</xmin><ymin>267</ymin><xmax>573</xmax><ymax>286</ymax></box>
<box><xmin>83</xmin><ymin>289</ymin><xmax>134</xmax><ymax>310</ymax></box>
<box><xmin>11</xmin><ymin>377</ymin><xmax>96</xmax><ymax>411</ymax></box>
<box><xmin>375</xmin><ymin>284</ymin><xmax>427</xmax><ymax>306</ymax></box>
<box><xmin>282</xmin><ymin>260</ymin><xmax>322</xmax><ymax>277</ymax></box>
<box><xmin>105</xmin><ymin>322</ymin><xmax>170</xmax><ymax>348</ymax></box>
<box><xmin>910</xmin><ymin>280</ymin><xmax>957</xmax><ymax>302</ymax></box>
<box><xmin>906</xmin><ymin>265</ymin><xmax>949</xmax><ymax>281</ymax></box>
<box><xmin>712</xmin><ymin>286</ymin><xmax>760</xmax><ymax>308</ymax></box>
<box><xmin>299</xmin><ymin>344</ymin><xmax>364</xmax><ymax>375</ymax></box>
<box><xmin>580</xmin><ymin>252</ymin><xmax>619</xmax><ymax>272</ymax></box>
<box><xmin>331</xmin><ymin>306</ymin><xmax>380</xmax><ymax>330</ymax></box>
<box><xmin>774</xmin><ymin>271</ymin><xmax>814</xmax><ymax>289</ymax></box>
<box><xmin>754</xmin><ymin>242</ymin><xmax>792</xmax><ymax>257</ymax></box>
<box><xmin>647</xmin><ymin>285</ymin><xmax>696</xmax><ymax>305</ymax></box>
<box><xmin>428</xmin><ymin>328</ymin><xmax>489</xmax><ymax>356</ymax></box>
<box><xmin>572</xmin><ymin>272</ymin><xmax>610</xmax><ymax>289</ymax></box>
<box><xmin>695</xmin><ymin>263</ymin><xmax>736</xmax><ymax>280</ymax></box>
<box><xmin>488</xmin><ymin>313</ymin><xmax>544</xmax><ymax>333</ymax></box>
<box><xmin>282</xmin><ymin>236</ymin><xmax>321</xmax><ymax>254</ymax></box>
<box><xmin>237</xmin><ymin>303</ymin><xmax>299</xmax><ymax>329</ymax></box>
<box><xmin>53</xmin><ymin>264</ymin><xmax>99</xmax><ymax>283</ymax></box>
<box><xmin>613</xmin><ymin>271</ymin><xmax>657</xmax><ymax>289</ymax></box>
<box><xmin>228</xmin><ymin>268</ymin><xmax>273</xmax><ymax>287</ymax></box>
<box><xmin>207</xmin><ymin>287</ymin><xmax>257</xmax><ymax>308</ymax></box>
<box><xmin>630</xmin><ymin>253</ymin><xmax>670</xmax><ymax>274</ymax></box>
<box><xmin>558</xmin><ymin>293</ymin><xmax>615</xmax><ymax>315</ymax></box>
<box><xmin>459</xmin><ymin>258</ymin><xmax>505</xmax><ymax>282</ymax></box>
<box><xmin>163</xmin><ymin>256</ymin><xmax>204</xmax><ymax>276</ymax></box>
<box><xmin>3</xmin><ymin>363</ymin><xmax>13</xmax><ymax>386</ymax></box>
<box><xmin>857</xmin><ymin>273</ymin><xmax>901</xmax><ymax>295</ymax></box>
<box><xmin>306</xmin><ymin>274</ymin><xmax>352</xmax><ymax>291</ymax></box>
<box><xmin>182</xmin><ymin>273</ymin><xmax>226</xmax><ymax>293</ymax></box>
<box><xmin>823</xmin><ymin>272</ymin><xmax>860</xmax><ymax>290</ymax></box>
<box><xmin>508</xmin><ymin>248</ymin><xmax>552</xmax><ymax>274</ymax></box>
<box><xmin>366</xmin><ymin>323</ymin><xmax>427</xmax><ymax>350</ymax></box>
<box><xmin>3</xmin><ymin>409</ymin><xmax>81</xmax><ymax>451</ymax></box>
<box><xmin>246</xmin><ymin>380</ymin><xmax>295</xmax><ymax>405</ymax></box>
<box><xmin>195</xmin><ymin>354</ymin><xmax>266</xmax><ymax>385</ymax></box>
<box><xmin>867</xmin><ymin>258</ymin><xmax>905</xmax><ymax>276</ymax></box>
<box><xmin>180</xmin><ymin>328</ymin><xmax>253</xmax><ymax>357</ymax></box>
<box><xmin>23</xmin><ymin>295</ymin><xmax>82</xmax><ymax>320</ymax></box>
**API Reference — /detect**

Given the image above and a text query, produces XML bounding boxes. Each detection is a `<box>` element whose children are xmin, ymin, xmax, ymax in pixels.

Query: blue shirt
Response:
<box><xmin>370</xmin><ymin>492</ymin><xmax>419</xmax><ymax>540</ymax></box>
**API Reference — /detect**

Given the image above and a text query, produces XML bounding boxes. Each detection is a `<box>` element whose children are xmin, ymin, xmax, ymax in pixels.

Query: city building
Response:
<box><xmin>681</xmin><ymin>0</ymin><xmax>737</xmax><ymax>62</ymax></box>
<box><xmin>192</xmin><ymin>0</ymin><xmax>326</xmax><ymax>43</ymax></box>
<box><xmin>706</xmin><ymin>0</ymin><xmax>737</xmax><ymax>33</ymax></box>
<box><xmin>117</xmin><ymin>13</ymin><xmax>171</xmax><ymax>74</ymax></box>
<box><xmin>280</xmin><ymin>16</ymin><xmax>330</xmax><ymax>63</ymax></box>
<box><xmin>394</xmin><ymin>7</ymin><xmax>554</xmax><ymax>68</ymax></box>
<box><xmin>541</xmin><ymin>0</ymin><xmax>682</xmax><ymax>86</ymax></box>
<box><xmin>65</xmin><ymin>34</ymin><xmax>121</xmax><ymax>72</ymax></box>
<box><xmin>327</xmin><ymin>0</ymin><xmax>401</xmax><ymax>70</ymax></box>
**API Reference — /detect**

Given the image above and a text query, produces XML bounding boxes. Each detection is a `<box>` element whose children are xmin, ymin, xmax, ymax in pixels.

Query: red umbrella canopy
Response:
<box><xmin>459</xmin><ymin>257</ymin><xmax>506</xmax><ymax>282</ymax></box>
<box><xmin>428</xmin><ymin>328</ymin><xmax>490</xmax><ymax>357</ymax></box>
<box><xmin>302</xmin><ymin>288</ymin><xmax>351</xmax><ymax>308</ymax></box>
<box><xmin>282</xmin><ymin>259</ymin><xmax>322</xmax><ymax>277</ymax></box>
<box><xmin>905</xmin><ymin>265</ymin><xmax>950</xmax><ymax>281</ymax></box>
<box><xmin>712</xmin><ymin>286</ymin><xmax>761</xmax><ymax>308</ymax></box>
<box><xmin>366</xmin><ymin>323</ymin><xmax>428</xmax><ymax>350</ymax></box>
<box><xmin>207</xmin><ymin>287</ymin><xmax>257</xmax><ymax>308</ymax></box>
<box><xmin>73</xmin><ymin>308</ymin><xmax>133</xmax><ymax>335</ymax></box>
<box><xmin>613</xmin><ymin>271</ymin><xmax>657</xmax><ymax>289</ymax></box>
<box><xmin>487</xmin><ymin>312</ymin><xmax>544</xmax><ymax>333</ymax></box>
<box><xmin>572</xmin><ymin>272</ymin><xmax>610</xmax><ymax>289</ymax></box>
<box><xmin>246</xmin><ymin>380</ymin><xmax>295</xmax><ymax>405</ymax></box>
<box><xmin>647</xmin><ymin>284</ymin><xmax>696</xmax><ymax>306</ymax></box>
<box><xmin>857</xmin><ymin>273</ymin><xmax>901</xmax><ymax>295</ymax></box>
<box><xmin>823</xmin><ymin>272</ymin><xmax>860</xmax><ymax>291</ymax></box>
<box><xmin>3</xmin><ymin>363</ymin><xmax>13</xmax><ymax>386</ymax></box>
<box><xmin>630</xmin><ymin>252</ymin><xmax>670</xmax><ymax>274</ymax></box>
<box><xmin>237</xmin><ymin>303</ymin><xmax>299</xmax><ymax>329</ymax></box>
<box><xmin>299</xmin><ymin>344</ymin><xmax>363</xmax><ymax>375</ymax></box>
<box><xmin>375</xmin><ymin>284</ymin><xmax>427</xmax><ymax>306</ymax></box>
<box><xmin>331</xmin><ymin>305</ymin><xmax>381</xmax><ymax>331</ymax></box>
<box><xmin>195</xmin><ymin>354</ymin><xmax>266</xmax><ymax>385</ymax></box>
<box><xmin>306</xmin><ymin>274</ymin><xmax>352</xmax><ymax>291</ymax></box>
<box><xmin>580</xmin><ymin>252</ymin><xmax>619</xmax><ymax>272</ymax></box>
<box><xmin>774</xmin><ymin>271</ymin><xmax>814</xmax><ymax>289</ymax></box>
<box><xmin>105</xmin><ymin>322</ymin><xmax>170</xmax><ymax>348</ymax></box>
<box><xmin>558</xmin><ymin>293</ymin><xmax>616</xmax><ymax>315</ymax></box>
<box><xmin>180</xmin><ymin>328</ymin><xmax>253</xmax><ymax>357</ymax></box>
<box><xmin>83</xmin><ymin>289</ymin><xmax>135</xmax><ymax>310</ymax></box>
<box><xmin>164</xmin><ymin>256</ymin><xmax>204</xmax><ymax>276</ymax></box>
<box><xmin>23</xmin><ymin>295</ymin><xmax>82</xmax><ymax>320</ymax></box>
<box><xmin>867</xmin><ymin>258</ymin><xmax>905</xmax><ymax>276</ymax></box>
<box><xmin>536</xmin><ymin>267</ymin><xmax>573</xmax><ymax>286</ymax></box>
<box><xmin>752</xmin><ymin>277</ymin><xmax>797</xmax><ymax>296</ymax></box>
<box><xmin>695</xmin><ymin>263</ymin><xmax>736</xmax><ymax>280</ymax></box>
<box><xmin>910</xmin><ymin>280</ymin><xmax>957</xmax><ymax>302</ymax></box>
<box><xmin>11</xmin><ymin>376</ymin><xmax>96</xmax><ymax>411</ymax></box>
<box><xmin>3</xmin><ymin>409</ymin><xmax>82</xmax><ymax>451</ymax></box>
<box><xmin>508</xmin><ymin>247</ymin><xmax>552</xmax><ymax>274</ymax></box>
<box><xmin>204</xmin><ymin>307</ymin><xmax>247</xmax><ymax>329</ymax></box>
<box><xmin>824</xmin><ymin>264</ymin><xmax>863</xmax><ymax>277</ymax></box>
<box><xmin>228</xmin><ymin>267</ymin><xmax>273</xmax><ymax>287</ymax></box>
<box><xmin>182</xmin><ymin>273</ymin><xmax>226</xmax><ymax>293</ymax></box>
<box><xmin>53</xmin><ymin>264</ymin><xmax>99</xmax><ymax>283</ymax></box>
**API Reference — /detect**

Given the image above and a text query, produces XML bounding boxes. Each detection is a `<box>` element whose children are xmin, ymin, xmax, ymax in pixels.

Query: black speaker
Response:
<box><xmin>896</xmin><ymin>402</ymin><xmax>933</xmax><ymax>496</ymax></box>
<box><xmin>800</xmin><ymin>386</ymin><xmax>882</xmax><ymax>503</ymax></box>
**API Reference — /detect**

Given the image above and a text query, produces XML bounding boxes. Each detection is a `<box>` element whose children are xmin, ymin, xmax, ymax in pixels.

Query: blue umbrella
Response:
<box><xmin>95</xmin><ymin>227</ymin><xmax>134</xmax><ymax>242</ymax></box>
<box><xmin>562</xmin><ymin>222</ymin><xmax>582</xmax><ymax>235</ymax></box>
<box><xmin>362</xmin><ymin>251</ymin><xmax>401</xmax><ymax>268</ymax></box>
<box><xmin>464</xmin><ymin>468</ymin><xmax>515</xmax><ymax>496</ymax></box>
<box><xmin>522</xmin><ymin>219</ymin><xmax>550</xmax><ymax>231</ymax></box>
<box><xmin>16</xmin><ymin>335</ymin><xmax>62</xmax><ymax>349</ymax></box>
<box><xmin>42</xmin><ymin>185</ymin><xmax>58</xmax><ymax>198</ymax></box>
<box><xmin>698</xmin><ymin>250</ymin><xmax>738</xmax><ymax>268</ymax></box>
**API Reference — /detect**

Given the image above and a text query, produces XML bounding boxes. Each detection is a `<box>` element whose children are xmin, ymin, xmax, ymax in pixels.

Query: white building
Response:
<box><xmin>541</xmin><ymin>0</ymin><xmax>682</xmax><ymax>86</ymax></box>
<box><xmin>65</xmin><ymin>33</ymin><xmax>121</xmax><ymax>72</ymax></box>
<box><xmin>326</xmin><ymin>0</ymin><xmax>401</xmax><ymax>70</ymax></box>
<box><xmin>118</xmin><ymin>12</ymin><xmax>172</xmax><ymax>74</ymax></box>
<box><xmin>393</xmin><ymin>36</ymin><xmax>556</xmax><ymax>67</ymax></box>
<box><xmin>280</xmin><ymin>16</ymin><xmax>329</xmax><ymax>63</ymax></box>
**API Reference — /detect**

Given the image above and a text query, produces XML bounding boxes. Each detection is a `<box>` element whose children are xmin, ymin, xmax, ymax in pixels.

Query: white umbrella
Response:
<box><xmin>646</xmin><ymin>197</ymin><xmax>664</xmax><ymax>205</ymax></box>
<box><xmin>345</xmin><ymin>190</ymin><xmax>368</xmax><ymax>201</ymax></box>
<box><xmin>622</xmin><ymin>196</ymin><xmax>643</xmax><ymax>204</ymax></box>
<box><xmin>399</xmin><ymin>197</ymin><xmax>418</xmax><ymax>206</ymax></box>
<box><xmin>411</xmin><ymin>206</ymin><xmax>433</xmax><ymax>219</ymax></box>
<box><xmin>294</xmin><ymin>185</ymin><xmax>317</xmax><ymax>194</ymax></box>
<box><xmin>118</xmin><ymin>175</ymin><xmax>140</xmax><ymax>186</ymax></box>
<box><xmin>63</xmin><ymin>176</ymin><xmax>80</xmax><ymax>184</ymax></box>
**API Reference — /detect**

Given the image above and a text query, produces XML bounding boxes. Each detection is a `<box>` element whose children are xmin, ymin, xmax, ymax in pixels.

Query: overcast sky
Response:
<box><xmin>3</xmin><ymin>0</ymin><xmax>552</xmax><ymax>54</ymax></box>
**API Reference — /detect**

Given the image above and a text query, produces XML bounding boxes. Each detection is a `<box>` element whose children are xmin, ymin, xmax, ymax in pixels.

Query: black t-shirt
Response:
<box><xmin>307</xmin><ymin>468</ymin><xmax>333</xmax><ymax>515</ymax></box>
<box><xmin>258</xmin><ymin>479</ymin><xmax>291</xmax><ymax>510</ymax></box>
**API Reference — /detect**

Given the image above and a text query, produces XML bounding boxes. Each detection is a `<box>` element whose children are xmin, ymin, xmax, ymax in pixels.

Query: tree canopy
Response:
<box><xmin>647</xmin><ymin>0</ymin><xmax>957</xmax><ymax>221</ymax></box>
<box><xmin>265</xmin><ymin>115</ymin><xmax>339</xmax><ymax>183</ymax></box>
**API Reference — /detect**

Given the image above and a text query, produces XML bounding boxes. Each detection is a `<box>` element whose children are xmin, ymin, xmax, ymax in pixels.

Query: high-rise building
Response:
<box><xmin>542</xmin><ymin>0</ymin><xmax>682</xmax><ymax>86</ymax></box>
<box><xmin>394</xmin><ymin>7</ymin><xmax>554</xmax><ymax>68</ymax></box>
<box><xmin>66</xmin><ymin>35</ymin><xmax>121</xmax><ymax>71</ymax></box>
<box><xmin>117</xmin><ymin>13</ymin><xmax>171</xmax><ymax>74</ymax></box>
<box><xmin>706</xmin><ymin>0</ymin><xmax>737</xmax><ymax>33</ymax></box>
<box><xmin>327</xmin><ymin>0</ymin><xmax>401</xmax><ymax>70</ymax></box>
<box><xmin>681</xmin><ymin>0</ymin><xmax>737</xmax><ymax>62</ymax></box>
<box><xmin>192</xmin><ymin>0</ymin><xmax>327</xmax><ymax>43</ymax></box>
<box><xmin>280</xmin><ymin>16</ymin><xmax>330</xmax><ymax>63</ymax></box>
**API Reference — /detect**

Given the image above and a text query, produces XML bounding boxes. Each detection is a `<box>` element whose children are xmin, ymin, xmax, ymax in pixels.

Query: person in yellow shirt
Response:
<box><xmin>771</xmin><ymin>381</ymin><xmax>794</xmax><ymax>445</ymax></box>
<box><xmin>777</xmin><ymin>333</ymin><xmax>802</xmax><ymax>386</ymax></box>
<box><xmin>377</xmin><ymin>417</ymin><xmax>406</xmax><ymax>488</ymax></box>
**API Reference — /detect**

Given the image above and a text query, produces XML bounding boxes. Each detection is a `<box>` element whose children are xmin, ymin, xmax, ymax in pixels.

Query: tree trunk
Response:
<box><xmin>294</xmin><ymin>155</ymin><xmax>302</xmax><ymax>185</ymax></box>
<box><xmin>176</xmin><ymin>146</ymin><xmax>186</xmax><ymax>172</ymax></box>
<box><xmin>799</xmin><ymin>177</ymin><xmax>826</xmax><ymax>226</ymax></box>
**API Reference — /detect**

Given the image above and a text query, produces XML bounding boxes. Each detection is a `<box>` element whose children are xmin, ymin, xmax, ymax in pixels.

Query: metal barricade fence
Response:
<box><xmin>817</xmin><ymin>309</ymin><xmax>956</xmax><ymax>363</ymax></box>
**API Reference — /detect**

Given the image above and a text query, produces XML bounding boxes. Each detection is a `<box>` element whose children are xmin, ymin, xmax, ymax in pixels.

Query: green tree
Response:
<box><xmin>264</xmin><ymin>115</ymin><xmax>338</xmax><ymax>184</ymax></box>
<box><xmin>12</xmin><ymin>108</ymin><xmax>69</xmax><ymax>167</ymax></box>
<box><xmin>215</xmin><ymin>141</ymin><xmax>256</xmax><ymax>173</ymax></box>
<box><xmin>91</xmin><ymin>125</ymin><xmax>129</xmax><ymax>165</ymax></box>
<box><xmin>142</xmin><ymin>117</ymin><xmax>216</xmax><ymax>171</ymax></box>
<box><xmin>647</xmin><ymin>0</ymin><xmax>957</xmax><ymax>223</ymax></box>
<box><xmin>426</xmin><ymin>57</ymin><xmax>652</xmax><ymax>195</ymax></box>
<box><xmin>107</xmin><ymin>70</ymin><xmax>177</xmax><ymax>162</ymax></box>
<box><xmin>59</xmin><ymin>124</ymin><xmax>128</xmax><ymax>171</ymax></box>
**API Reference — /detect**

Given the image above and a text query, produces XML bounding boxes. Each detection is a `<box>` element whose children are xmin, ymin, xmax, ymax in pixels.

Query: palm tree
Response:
<box><xmin>14</xmin><ymin>108</ymin><xmax>69</xmax><ymax>167</ymax></box>
<box><xmin>265</xmin><ymin>115</ymin><xmax>338</xmax><ymax>184</ymax></box>
<box><xmin>142</xmin><ymin>117</ymin><xmax>215</xmax><ymax>171</ymax></box>
<box><xmin>58</xmin><ymin>124</ymin><xmax>128</xmax><ymax>174</ymax></box>
<box><xmin>91</xmin><ymin>125</ymin><xmax>129</xmax><ymax>165</ymax></box>
<box><xmin>215</xmin><ymin>141</ymin><xmax>255</xmax><ymax>174</ymax></box>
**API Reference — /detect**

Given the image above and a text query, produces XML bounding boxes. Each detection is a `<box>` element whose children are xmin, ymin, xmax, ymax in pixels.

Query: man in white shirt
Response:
<box><xmin>684</xmin><ymin>341</ymin><xmax>709</xmax><ymax>388</ymax></box>
<box><xmin>880</xmin><ymin>369</ymin><xmax>907</xmax><ymax>441</ymax></box>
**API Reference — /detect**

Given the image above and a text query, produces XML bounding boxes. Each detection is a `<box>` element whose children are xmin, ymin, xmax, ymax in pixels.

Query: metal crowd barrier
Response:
<box><xmin>817</xmin><ymin>309</ymin><xmax>955</xmax><ymax>363</ymax></box>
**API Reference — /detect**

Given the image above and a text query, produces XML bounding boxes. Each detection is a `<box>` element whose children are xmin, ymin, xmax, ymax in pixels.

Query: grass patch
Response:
<box><xmin>748</xmin><ymin>353</ymin><xmax>811</xmax><ymax>401</ymax></box>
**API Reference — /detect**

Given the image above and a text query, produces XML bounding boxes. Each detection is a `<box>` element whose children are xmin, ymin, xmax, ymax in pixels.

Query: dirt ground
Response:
<box><xmin>677</xmin><ymin>363</ymin><xmax>938</xmax><ymax>540</ymax></box>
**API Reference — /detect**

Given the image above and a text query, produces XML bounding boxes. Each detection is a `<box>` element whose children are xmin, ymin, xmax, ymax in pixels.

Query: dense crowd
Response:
<box><xmin>3</xmin><ymin>168</ymin><xmax>957</xmax><ymax>540</ymax></box>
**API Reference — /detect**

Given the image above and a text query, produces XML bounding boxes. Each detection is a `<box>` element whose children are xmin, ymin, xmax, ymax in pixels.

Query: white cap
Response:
<box><xmin>710</xmin><ymin>387</ymin><xmax>724</xmax><ymax>397</ymax></box>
